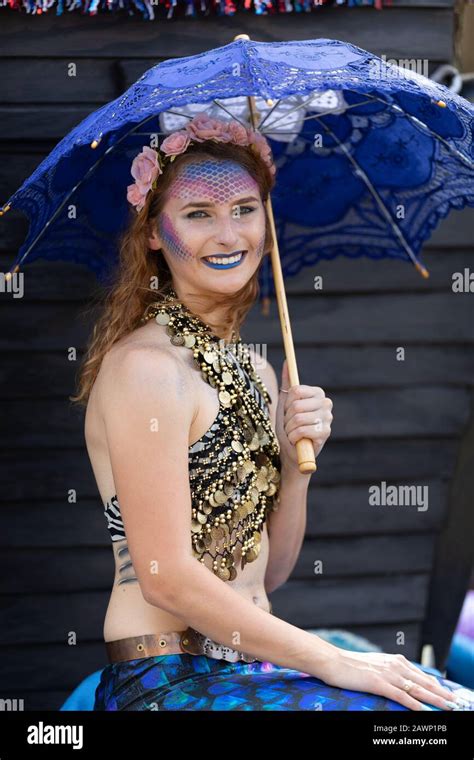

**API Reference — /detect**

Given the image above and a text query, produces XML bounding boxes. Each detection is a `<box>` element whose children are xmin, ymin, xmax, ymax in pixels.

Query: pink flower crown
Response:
<box><xmin>126</xmin><ymin>113</ymin><xmax>276</xmax><ymax>213</ymax></box>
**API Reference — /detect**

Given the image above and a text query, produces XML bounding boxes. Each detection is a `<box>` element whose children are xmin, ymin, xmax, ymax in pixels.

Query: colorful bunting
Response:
<box><xmin>0</xmin><ymin>0</ymin><xmax>390</xmax><ymax>20</ymax></box>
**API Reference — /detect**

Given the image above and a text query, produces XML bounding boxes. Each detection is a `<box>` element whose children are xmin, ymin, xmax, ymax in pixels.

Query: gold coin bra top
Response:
<box><xmin>140</xmin><ymin>289</ymin><xmax>282</xmax><ymax>582</ymax></box>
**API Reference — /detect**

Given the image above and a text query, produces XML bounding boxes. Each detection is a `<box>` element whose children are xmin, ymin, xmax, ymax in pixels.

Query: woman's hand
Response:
<box><xmin>275</xmin><ymin>359</ymin><xmax>333</xmax><ymax>472</ymax></box>
<box><xmin>317</xmin><ymin>648</ymin><xmax>465</xmax><ymax>711</ymax></box>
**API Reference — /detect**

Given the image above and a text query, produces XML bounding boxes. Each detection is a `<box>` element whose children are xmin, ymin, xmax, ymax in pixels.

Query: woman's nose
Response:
<box><xmin>213</xmin><ymin>216</ymin><xmax>239</xmax><ymax>247</ymax></box>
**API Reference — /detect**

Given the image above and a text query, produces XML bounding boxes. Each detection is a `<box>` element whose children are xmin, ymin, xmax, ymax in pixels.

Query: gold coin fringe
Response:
<box><xmin>141</xmin><ymin>290</ymin><xmax>281</xmax><ymax>582</ymax></box>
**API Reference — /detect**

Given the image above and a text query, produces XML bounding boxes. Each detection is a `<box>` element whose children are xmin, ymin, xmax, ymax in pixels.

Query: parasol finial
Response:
<box><xmin>4</xmin><ymin>265</ymin><xmax>20</xmax><ymax>282</ymax></box>
<box><xmin>415</xmin><ymin>261</ymin><xmax>430</xmax><ymax>278</ymax></box>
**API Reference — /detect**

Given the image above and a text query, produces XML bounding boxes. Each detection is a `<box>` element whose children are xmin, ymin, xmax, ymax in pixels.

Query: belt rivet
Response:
<box><xmin>182</xmin><ymin>638</ymin><xmax>189</xmax><ymax>645</ymax></box>
<box><xmin>137</xmin><ymin>643</ymin><xmax>145</xmax><ymax>652</ymax></box>
<box><xmin>159</xmin><ymin>638</ymin><xmax>167</xmax><ymax>647</ymax></box>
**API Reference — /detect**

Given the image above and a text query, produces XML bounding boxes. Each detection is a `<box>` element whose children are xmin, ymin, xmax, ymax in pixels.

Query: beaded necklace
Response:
<box><xmin>140</xmin><ymin>288</ymin><xmax>281</xmax><ymax>581</ymax></box>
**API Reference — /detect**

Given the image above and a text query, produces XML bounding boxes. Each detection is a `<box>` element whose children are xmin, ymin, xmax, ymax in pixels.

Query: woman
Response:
<box><xmin>71</xmin><ymin>114</ymin><xmax>471</xmax><ymax>711</ymax></box>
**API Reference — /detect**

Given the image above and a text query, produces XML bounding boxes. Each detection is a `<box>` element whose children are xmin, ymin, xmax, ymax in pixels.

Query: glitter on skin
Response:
<box><xmin>159</xmin><ymin>211</ymin><xmax>195</xmax><ymax>262</ymax></box>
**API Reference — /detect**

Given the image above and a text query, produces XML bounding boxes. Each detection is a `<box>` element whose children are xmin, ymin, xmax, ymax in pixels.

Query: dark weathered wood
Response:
<box><xmin>293</xmin><ymin>535</ymin><xmax>436</xmax><ymax>578</ymax></box>
<box><xmin>0</xmin><ymin>11</ymin><xmax>454</xmax><ymax>61</ymax></box>
<box><xmin>1</xmin><ymin>548</ymin><xmax>114</xmax><ymax>594</ymax></box>
<box><xmin>305</xmin><ymin>480</ymin><xmax>449</xmax><ymax>536</ymax></box>
<box><xmin>273</xmin><ymin>574</ymin><xmax>430</xmax><ymax>628</ymax></box>
<box><xmin>0</xmin><ymin>592</ymin><xmax>107</xmax><ymax>646</ymax></box>
<box><xmin>0</xmin><ymin>641</ymin><xmax>108</xmax><ymax>693</ymax></box>
<box><xmin>269</xmin><ymin>344</ymin><xmax>474</xmax><ymax>387</ymax></box>
<box><xmin>278</xmin><ymin>243</ymin><xmax>474</xmax><ymax>292</ymax></box>
<box><xmin>1</xmin><ymin>500</ymin><xmax>110</xmax><ymax>547</ymax></box>
<box><xmin>243</xmin><ymin>292</ymin><xmax>474</xmax><ymax>345</ymax></box>
<box><xmin>0</xmin><ymin>60</ymin><xmax>118</xmax><ymax>104</ymax></box>
<box><xmin>422</xmin><ymin>386</ymin><xmax>474</xmax><ymax>670</ymax></box>
<box><xmin>0</xmin><ymin>353</ymin><xmax>80</xmax><ymax>397</ymax></box>
<box><xmin>0</xmin><ymin>106</ymin><xmax>109</xmax><ymax>141</ymax></box>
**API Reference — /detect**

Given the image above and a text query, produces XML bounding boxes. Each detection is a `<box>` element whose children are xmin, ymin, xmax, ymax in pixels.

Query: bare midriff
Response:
<box><xmin>103</xmin><ymin>529</ymin><xmax>271</xmax><ymax>642</ymax></box>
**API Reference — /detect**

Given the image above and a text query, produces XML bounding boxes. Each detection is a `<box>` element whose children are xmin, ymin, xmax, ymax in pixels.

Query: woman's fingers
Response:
<box><xmin>371</xmin><ymin>662</ymin><xmax>462</xmax><ymax>711</ymax></box>
<box><xmin>394</xmin><ymin>675</ymin><xmax>458</xmax><ymax>711</ymax></box>
<box><xmin>403</xmin><ymin>664</ymin><xmax>459</xmax><ymax>704</ymax></box>
<box><xmin>373</xmin><ymin>679</ymin><xmax>434</xmax><ymax>710</ymax></box>
<box><xmin>374</xmin><ymin>679</ymin><xmax>449</xmax><ymax>711</ymax></box>
<box><xmin>286</xmin><ymin>421</ymin><xmax>332</xmax><ymax>445</ymax></box>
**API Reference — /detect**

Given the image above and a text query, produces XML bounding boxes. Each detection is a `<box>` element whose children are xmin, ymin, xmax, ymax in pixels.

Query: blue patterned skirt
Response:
<box><xmin>93</xmin><ymin>653</ymin><xmax>472</xmax><ymax>711</ymax></box>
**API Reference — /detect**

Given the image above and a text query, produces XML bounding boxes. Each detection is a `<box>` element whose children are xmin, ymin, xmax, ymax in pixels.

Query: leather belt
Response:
<box><xmin>105</xmin><ymin>603</ymin><xmax>273</xmax><ymax>665</ymax></box>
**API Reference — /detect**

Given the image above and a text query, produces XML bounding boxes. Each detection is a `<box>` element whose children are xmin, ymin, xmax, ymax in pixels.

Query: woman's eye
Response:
<box><xmin>232</xmin><ymin>205</ymin><xmax>256</xmax><ymax>217</ymax></box>
<box><xmin>186</xmin><ymin>206</ymin><xmax>256</xmax><ymax>219</ymax></box>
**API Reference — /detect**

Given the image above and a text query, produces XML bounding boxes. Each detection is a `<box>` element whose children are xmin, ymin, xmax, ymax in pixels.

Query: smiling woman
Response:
<box><xmin>144</xmin><ymin>154</ymin><xmax>270</xmax><ymax>333</ymax></box>
<box><xmin>67</xmin><ymin>115</ymin><xmax>474</xmax><ymax>712</ymax></box>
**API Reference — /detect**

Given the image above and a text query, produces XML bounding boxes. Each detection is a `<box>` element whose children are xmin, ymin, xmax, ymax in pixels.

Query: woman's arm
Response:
<box><xmin>250</xmin><ymin>352</ymin><xmax>312</xmax><ymax>592</ymax></box>
<box><xmin>264</xmin><ymin>463</ymin><xmax>311</xmax><ymax>593</ymax></box>
<box><xmin>101</xmin><ymin>346</ymin><xmax>337</xmax><ymax>677</ymax></box>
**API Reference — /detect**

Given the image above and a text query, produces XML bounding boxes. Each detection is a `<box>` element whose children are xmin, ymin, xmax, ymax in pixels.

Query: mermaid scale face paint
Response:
<box><xmin>255</xmin><ymin>229</ymin><xmax>266</xmax><ymax>260</ymax></box>
<box><xmin>168</xmin><ymin>159</ymin><xmax>260</xmax><ymax>205</ymax></box>
<box><xmin>159</xmin><ymin>211</ymin><xmax>195</xmax><ymax>262</ymax></box>
<box><xmin>157</xmin><ymin>158</ymin><xmax>266</xmax><ymax>265</ymax></box>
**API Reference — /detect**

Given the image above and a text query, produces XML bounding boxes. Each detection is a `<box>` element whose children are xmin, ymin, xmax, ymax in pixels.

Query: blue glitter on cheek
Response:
<box><xmin>159</xmin><ymin>211</ymin><xmax>194</xmax><ymax>262</ymax></box>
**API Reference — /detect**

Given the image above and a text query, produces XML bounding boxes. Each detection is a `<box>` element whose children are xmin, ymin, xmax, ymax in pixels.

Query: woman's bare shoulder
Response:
<box><xmin>95</xmin><ymin>324</ymin><xmax>195</xmax><ymax>420</ymax></box>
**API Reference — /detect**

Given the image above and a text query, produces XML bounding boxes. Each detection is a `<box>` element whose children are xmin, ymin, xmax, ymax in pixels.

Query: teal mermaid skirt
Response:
<box><xmin>93</xmin><ymin>653</ymin><xmax>474</xmax><ymax>711</ymax></box>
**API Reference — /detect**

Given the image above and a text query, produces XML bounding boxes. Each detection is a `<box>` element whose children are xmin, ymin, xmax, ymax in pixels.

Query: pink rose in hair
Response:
<box><xmin>250</xmin><ymin>130</ymin><xmax>272</xmax><ymax>159</ymax></box>
<box><xmin>224</xmin><ymin>121</ymin><xmax>252</xmax><ymax>146</ymax></box>
<box><xmin>249</xmin><ymin>130</ymin><xmax>275</xmax><ymax>174</ymax></box>
<box><xmin>213</xmin><ymin>126</ymin><xmax>233</xmax><ymax>144</ymax></box>
<box><xmin>127</xmin><ymin>183</ymin><xmax>148</xmax><ymax>212</ymax></box>
<box><xmin>185</xmin><ymin>113</ymin><xmax>228</xmax><ymax>142</ymax></box>
<box><xmin>161</xmin><ymin>130</ymin><xmax>191</xmax><ymax>156</ymax></box>
<box><xmin>130</xmin><ymin>145</ymin><xmax>162</xmax><ymax>195</ymax></box>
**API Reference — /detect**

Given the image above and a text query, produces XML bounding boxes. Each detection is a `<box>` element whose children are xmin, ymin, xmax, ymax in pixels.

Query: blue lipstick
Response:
<box><xmin>202</xmin><ymin>251</ymin><xmax>247</xmax><ymax>270</ymax></box>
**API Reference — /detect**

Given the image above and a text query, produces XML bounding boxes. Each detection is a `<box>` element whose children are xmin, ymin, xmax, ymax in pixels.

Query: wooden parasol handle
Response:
<box><xmin>234</xmin><ymin>33</ymin><xmax>317</xmax><ymax>475</ymax></box>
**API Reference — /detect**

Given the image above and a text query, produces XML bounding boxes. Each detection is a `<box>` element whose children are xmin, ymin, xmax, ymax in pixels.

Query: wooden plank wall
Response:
<box><xmin>1</xmin><ymin>1</ymin><xmax>473</xmax><ymax>710</ymax></box>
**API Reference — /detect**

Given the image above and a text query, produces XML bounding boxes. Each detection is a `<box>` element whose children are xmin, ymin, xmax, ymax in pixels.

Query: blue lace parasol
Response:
<box><xmin>3</xmin><ymin>36</ymin><xmax>474</xmax><ymax>306</ymax></box>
